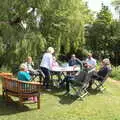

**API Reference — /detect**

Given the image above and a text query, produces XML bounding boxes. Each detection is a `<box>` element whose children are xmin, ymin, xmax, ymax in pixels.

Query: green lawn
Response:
<box><xmin>0</xmin><ymin>78</ymin><xmax>120</xmax><ymax>120</ymax></box>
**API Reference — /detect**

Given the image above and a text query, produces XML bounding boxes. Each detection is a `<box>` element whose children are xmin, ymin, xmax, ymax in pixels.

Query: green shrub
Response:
<box><xmin>110</xmin><ymin>66</ymin><xmax>120</xmax><ymax>81</ymax></box>
<box><xmin>0</xmin><ymin>65</ymin><xmax>11</xmax><ymax>73</ymax></box>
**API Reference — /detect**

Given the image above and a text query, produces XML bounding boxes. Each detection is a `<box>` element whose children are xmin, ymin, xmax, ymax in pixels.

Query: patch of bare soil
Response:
<box><xmin>109</xmin><ymin>78</ymin><xmax>120</xmax><ymax>84</ymax></box>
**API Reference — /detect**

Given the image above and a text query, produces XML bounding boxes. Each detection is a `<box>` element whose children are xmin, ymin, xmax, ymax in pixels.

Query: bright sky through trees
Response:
<box><xmin>86</xmin><ymin>0</ymin><xmax>118</xmax><ymax>19</ymax></box>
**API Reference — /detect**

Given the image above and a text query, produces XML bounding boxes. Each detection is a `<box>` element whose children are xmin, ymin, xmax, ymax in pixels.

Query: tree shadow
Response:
<box><xmin>41</xmin><ymin>87</ymin><xmax>81</xmax><ymax>105</ymax></box>
<box><xmin>87</xmin><ymin>89</ymin><xmax>101</xmax><ymax>95</ymax></box>
<box><xmin>0</xmin><ymin>95</ymin><xmax>35</xmax><ymax>116</ymax></box>
<box><xmin>55</xmin><ymin>93</ymin><xmax>80</xmax><ymax>105</ymax></box>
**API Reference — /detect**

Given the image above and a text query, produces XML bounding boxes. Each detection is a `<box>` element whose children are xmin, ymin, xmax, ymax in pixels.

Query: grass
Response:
<box><xmin>110</xmin><ymin>66</ymin><xmax>120</xmax><ymax>81</ymax></box>
<box><xmin>0</xmin><ymin>78</ymin><xmax>120</xmax><ymax>120</ymax></box>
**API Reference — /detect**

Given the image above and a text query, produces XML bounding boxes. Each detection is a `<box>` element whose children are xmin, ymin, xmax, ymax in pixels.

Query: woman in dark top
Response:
<box><xmin>61</xmin><ymin>58</ymin><xmax>111</xmax><ymax>93</ymax></box>
<box><xmin>88</xmin><ymin>58</ymin><xmax>112</xmax><ymax>88</ymax></box>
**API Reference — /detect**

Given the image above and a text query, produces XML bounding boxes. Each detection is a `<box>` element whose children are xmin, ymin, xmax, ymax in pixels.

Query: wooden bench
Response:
<box><xmin>1</xmin><ymin>76</ymin><xmax>41</xmax><ymax>109</ymax></box>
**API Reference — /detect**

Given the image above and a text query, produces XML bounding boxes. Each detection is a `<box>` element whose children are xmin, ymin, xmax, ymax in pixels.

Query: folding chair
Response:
<box><xmin>92</xmin><ymin>69</ymin><xmax>112</xmax><ymax>91</ymax></box>
<box><xmin>50</xmin><ymin>71</ymin><xmax>63</xmax><ymax>87</ymax></box>
<box><xmin>31</xmin><ymin>69</ymin><xmax>45</xmax><ymax>84</ymax></box>
<box><xmin>68</xmin><ymin>71</ymin><xmax>90</xmax><ymax>98</ymax></box>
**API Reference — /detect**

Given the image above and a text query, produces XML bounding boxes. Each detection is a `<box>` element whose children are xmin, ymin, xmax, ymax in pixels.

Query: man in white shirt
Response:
<box><xmin>40</xmin><ymin>47</ymin><xmax>54</xmax><ymax>90</ymax></box>
<box><xmin>85</xmin><ymin>53</ymin><xmax>96</xmax><ymax>72</ymax></box>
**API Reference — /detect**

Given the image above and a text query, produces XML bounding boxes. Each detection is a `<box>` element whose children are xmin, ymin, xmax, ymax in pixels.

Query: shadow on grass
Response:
<box><xmin>87</xmin><ymin>88</ymin><xmax>101</xmax><ymax>95</ymax></box>
<box><xmin>0</xmin><ymin>95</ymin><xmax>35</xmax><ymax>116</ymax></box>
<box><xmin>55</xmin><ymin>93</ymin><xmax>80</xmax><ymax>105</ymax></box>
<box><xmin>41</xmin><ymin>87</ymin><xmax>81</xmax><ymax>105</ymax></box>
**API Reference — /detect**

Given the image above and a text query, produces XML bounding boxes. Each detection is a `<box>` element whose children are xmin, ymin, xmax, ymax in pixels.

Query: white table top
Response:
<box><xmin>51</xmin><ymin>66</ymin><xmax>80</xmax><ymax>72</ymax></box>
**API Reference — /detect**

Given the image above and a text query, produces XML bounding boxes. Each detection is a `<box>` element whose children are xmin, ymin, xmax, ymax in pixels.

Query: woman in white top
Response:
<box><xmin>40</xmin><ymin>47</ymin><xmax>54</xmax><ymax>89</ymax></box>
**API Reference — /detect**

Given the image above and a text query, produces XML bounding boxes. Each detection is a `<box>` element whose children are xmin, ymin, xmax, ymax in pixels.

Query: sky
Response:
<box><xmin>86</xmin><ymin>0</ymin><xmax>118</xmax><ymax>19</ymax></box>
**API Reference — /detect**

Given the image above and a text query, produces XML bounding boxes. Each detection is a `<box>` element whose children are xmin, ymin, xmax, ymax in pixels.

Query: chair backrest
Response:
<box><xmin>0</xmin><ymin>72</ymin><xmax>13</xmax><ymax>77</ymax></box>
<box><xmin>3</xmin><ymin>76</ymin><xmax>40</xmax><ymax>94</ymax></box>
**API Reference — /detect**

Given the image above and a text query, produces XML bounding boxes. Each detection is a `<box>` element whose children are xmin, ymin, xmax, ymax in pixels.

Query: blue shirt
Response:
<box><xmin>68</xmin><ymin>58</ymin><xmax>82</xmax><ymax>66</ymax></box>
<box><xmin>17</xmin><ymin>71</ymin><xmax>31</xmax><ymax>81</ymax></box>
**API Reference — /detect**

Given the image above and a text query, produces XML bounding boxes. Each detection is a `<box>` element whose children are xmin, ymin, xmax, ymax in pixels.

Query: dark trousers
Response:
<box><xmin>40</xmin><ymin>67</ymin><xmax>50</xmax><ymax>89</ymax></box>
<box><xmin>64</xmin><ymin>76</ymin><xmax>74</xmax><ymax>92</ymax></box>
<box><xmin>63</xmin><ymin>71</ymin><xmax>92</xmax><ymax>92</ymax></box>
<box><xmin>87</xmin><ymin>71</ymin><xmax>104</xmax><ymax>88</ymax></box>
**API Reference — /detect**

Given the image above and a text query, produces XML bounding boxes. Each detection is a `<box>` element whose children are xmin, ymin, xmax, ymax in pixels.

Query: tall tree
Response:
<box><xmin>85</xmin><ymin>4</ymin><xmax>113</xmax><ymax>58</ymax></box>
<box><xmin>39</xmin><ymin>0</ymin><xmax>93</xmax><ymax>55</ymax></box>
<box><xmin>0</xmin><ymin>0</ymin><xmax>93</xmax><ymax>70</ymax></box>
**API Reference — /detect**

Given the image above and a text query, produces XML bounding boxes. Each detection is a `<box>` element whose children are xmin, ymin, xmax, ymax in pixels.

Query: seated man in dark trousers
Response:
<box><xmin>60</xmin><ymin>69</ymin><xmax>90</xmax><ymax>93</ymax></box>
<box><xmin>61</xmin><ymin>58</ymin><xmax>111</xmax><ymax>93</ymax></box>
<box><xmin>88</xmin><ymin>58</ymin><xmax>112</xmax><ymax>88</ymax></box>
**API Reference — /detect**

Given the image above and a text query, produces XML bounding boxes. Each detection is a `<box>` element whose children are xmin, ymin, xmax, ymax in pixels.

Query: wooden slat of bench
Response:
<box><xmin>2</xmin><ymin>76</ymin><xmax>41</xmax><ymax>109</ymax></box>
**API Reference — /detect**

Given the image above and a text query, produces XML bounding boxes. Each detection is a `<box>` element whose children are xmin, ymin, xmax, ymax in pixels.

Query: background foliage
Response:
<box><xmin>0</xmin><ymin>0</ymin><xmax>120</xmax><ymax>72</ymax></box>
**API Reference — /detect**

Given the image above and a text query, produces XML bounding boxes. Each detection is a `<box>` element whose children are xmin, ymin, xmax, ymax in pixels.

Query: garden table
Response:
<box><xmin>50</xmin><ymin>66</ymin><xmax>81</xmax><ymax>87</ymax></box>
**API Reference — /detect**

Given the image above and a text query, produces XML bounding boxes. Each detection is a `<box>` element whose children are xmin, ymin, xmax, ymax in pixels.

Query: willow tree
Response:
<box><xmin>0</xmin><ymin>0</ymin><xmax>92</xmax><ymax>70</ymax></box>
<box><xmin>0</xmin><ymin>0</ymin><xmax>46</xmax><ymax>68</ymax></box>
<box><xmin>39</xmin><ymin>0</ymin><xmax>93</xmax><ymax>55</ymax></box>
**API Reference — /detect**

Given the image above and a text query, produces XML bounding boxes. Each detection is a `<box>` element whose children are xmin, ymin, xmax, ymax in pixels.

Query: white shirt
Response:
<box><xmin>40</xmin><ymin>52</ymin><xmax>53</xmax><ymax>70</ymax></box>
<box><xmin>86</xmin><ymin>57</ymin><xmax>96</xmax><ymax>68</ymax></box>
<box><xmin>24</xmin><ymin>62</ymin><xmax>34</xmax><ymax>71</ymax></box>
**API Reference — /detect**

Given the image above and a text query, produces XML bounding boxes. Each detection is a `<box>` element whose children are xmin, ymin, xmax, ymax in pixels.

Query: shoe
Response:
<box><xmin>33</xmin><ymin>97</ymin><xmax>38</xmax><ymax>103</ymax></box>
<box><xmin>28</xmin><ymin>97</ymin><xmax>38</xmax><ymax>103</ymax></box>
<box><xmin>28</xmin><ymin>97</ymin><xmax>33</xmax><ymax>101</ymax></box>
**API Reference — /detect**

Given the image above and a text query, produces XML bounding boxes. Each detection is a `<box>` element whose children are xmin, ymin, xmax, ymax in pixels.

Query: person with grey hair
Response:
<box><xmin>17</xmin><ymin>63</ymin><xmax>31</xmax><ymax>81</ymax></box>
<box><xmin>61</xmin><ymin>58</ymin><xmax>112</xmax><ymax>93</ymax></box>
<box><xmin>87</xmin><ymin>58</ymin><xmax>112</xmax><ymax>88</ymax></box>
<box><xmin>17</xmin><ymin>63</ymin><xmax>38</xmax><ymax>102</ymax></box>
<box><xmin>24</xmin><ymin>56</ymin><xmax>45</xmax><ymax>77</ymax></box>
<box><xmin>40</xmin><ymin>47</ymin><xmax>55</xmax><ymax>91</ymax></box>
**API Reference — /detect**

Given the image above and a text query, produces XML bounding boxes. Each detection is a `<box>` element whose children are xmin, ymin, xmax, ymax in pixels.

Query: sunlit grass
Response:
<box><xmin>0</xmin><ymin>78</ymin><xmax>120</xmax><ymax>120</ymax></box>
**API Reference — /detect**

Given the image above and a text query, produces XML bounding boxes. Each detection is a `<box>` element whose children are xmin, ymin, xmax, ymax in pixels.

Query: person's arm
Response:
<box><xmin>68</xmin><ymin>59</ymin><xmax>72</xmax><ymax>66</ymax></box>
<box><xmin>88</xmin><ymin>59</ymin><xmax>96</xmax><ymax>69</ymax></box>
<box><xmin>49</xmin><ymin>54</ymin><xmax>54</xmax><ymax>70</ymax></box>
<box><xmin>24</xmin><ymin>72</ymin><xmax>31</xmax><ymax>81</ymax></box>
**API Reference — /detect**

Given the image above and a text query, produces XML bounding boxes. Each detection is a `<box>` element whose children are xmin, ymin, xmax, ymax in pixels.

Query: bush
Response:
<box><xmin>110</xmin><ymin>66</ymin><xmax>120</xmax><ymax>81</ymax></box>
<box><xmin>0</xmin><ymin>65</ymin><xmax>11</xmax><ymax>72</ymax></box>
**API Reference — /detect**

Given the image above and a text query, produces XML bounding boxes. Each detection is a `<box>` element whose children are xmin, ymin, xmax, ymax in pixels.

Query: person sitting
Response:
<box><xmin>60</xmin><ymin>71</ymin><xmax>88</xmax><ymax>93</ymax></box>
<box><xmin>68</xmin><ymin>54</ymin><xmax>82</xmax><ymax>66</ymax></box>
<box><xmin>61</xmin><ymin>58</ymin><xmax>111</xmax><ymax>93</ymax></box>
<box><xmin>84</xmin><ymin>53</ymin><xmax>96</xmax><ymax>72</ymax></box>
<box><xmin>18</xmin><ymin>63</ymin><xmax>31</xmax><ymax>81</ymax></box>
<box><xmin>88</xmin><ymin>58</ymin><xmax>112</xmax><ymax>88</ymax></box>
<box><xmin>51</xmin><ymin>56</ymin><xmax>59</xmax><ymax>69</ymax></box>
<box><xmin>17</xmin><ymin>63</ymin><xmax>37</xmax><ymax>102</ymax></box>
<box><xmin>24</xmin><ymin>56</ymin><xmax>45</xmax><ymax>78</ymax></box>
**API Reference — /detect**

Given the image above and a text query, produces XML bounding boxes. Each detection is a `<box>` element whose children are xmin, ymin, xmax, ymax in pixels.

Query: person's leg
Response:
<box><xmin>83</xmin><ymin>71</ymin><xmax>96</xmax><ymax>89</ymax></box>
<box><xmin>40</xmin><ymin>67</ymin><xmax>50</xmax><ymax>89</ymax></box>
<box><xmin>66</xmin><ymin>76</ymin><xmax>75</xmax><ymax>92</ymax></box>
<box><xmin>37</xmin><ymin>69</ymin><xmax>45</xmax><ymax>78</ymax></box>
